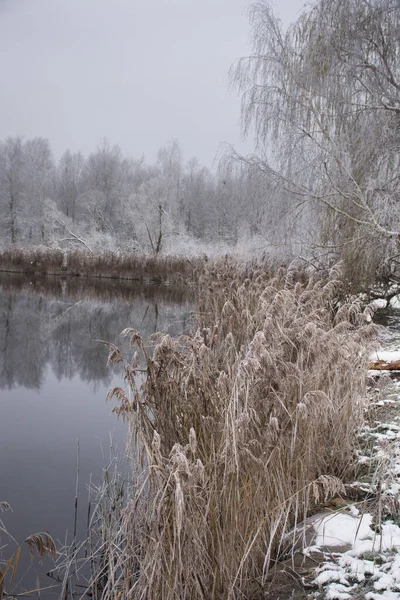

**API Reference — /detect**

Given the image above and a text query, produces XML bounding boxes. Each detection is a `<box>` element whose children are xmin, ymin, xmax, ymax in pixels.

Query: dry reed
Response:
<box><xmin>0</xmin><ymin>247</ymin><xmax>205</xmax><ymax>285</ymax></box>
<box><xmin>88</xmin><ymin>258</ymin><xmax>379</xmax><ymax>599</ymax></box>
<box><xmin>0</xmin><ymin>527</ymin><xmax>56</xmax><ymax>599</ymax></box>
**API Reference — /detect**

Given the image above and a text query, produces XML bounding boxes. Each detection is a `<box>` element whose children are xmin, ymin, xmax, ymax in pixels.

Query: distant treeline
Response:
<box><xmin>0</xmin><ymin>137</ymin><xmax>290</xmax><ymax>257</ymax></box>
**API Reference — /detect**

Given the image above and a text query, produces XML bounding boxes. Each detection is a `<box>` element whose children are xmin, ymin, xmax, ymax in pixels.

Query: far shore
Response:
<box><xmin>0</xmin><ymin>246</ymin><xmax>206</xmax><ymax>286</ymax></box>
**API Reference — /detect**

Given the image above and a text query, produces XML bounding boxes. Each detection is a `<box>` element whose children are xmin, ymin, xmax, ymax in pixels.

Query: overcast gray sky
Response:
<box><xmin>0</xmin><ymin>0</ymin><xmax>306</xmax><ymax>166</ymax></box>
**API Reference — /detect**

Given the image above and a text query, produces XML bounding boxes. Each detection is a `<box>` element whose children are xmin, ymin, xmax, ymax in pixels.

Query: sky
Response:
<box><xmin>0</xmin><ymin>0</ymin><xmax>306</xmax><ymax>166</ymax></box>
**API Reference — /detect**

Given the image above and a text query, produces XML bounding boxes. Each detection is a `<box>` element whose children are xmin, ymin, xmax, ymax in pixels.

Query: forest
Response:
<box><xmin>2</xmin><ymin>0</ymin><xmax>400</xmax><ymax>290</ymax></box>
<box><xmin>0</xmin><ymin>136</ymin><xmax>282</xmax><ymax>258</ymax></box>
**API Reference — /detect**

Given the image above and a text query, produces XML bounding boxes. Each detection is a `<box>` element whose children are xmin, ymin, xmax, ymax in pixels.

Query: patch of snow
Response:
<box><xmin>339</xmin><ymin>554</ymin><xmax>377</xmax><ymax>579</ymax></box>
<box><xmin>313</xmin><ymin>512</ymin><xmax>374</xmax><ymax>548</ymax></box>
<box><xmin>370</xmin><ymin>350</ymin><xmax>400</xmax><ymax>362</ymax></box>
<box><xmin>372</xmin><ymin>399</ymin><xmax>397</xmax><ymax>406</ymax></box>
<box><xmin>310</xmin><ymin>500</ymin><xmax>400</xmax><ymax>597</ymax></box>
<box><xmin>325</xmin><ymin>582</ymin><xmax>355</xmax><ymax>599</ymax></box>
<box><xmin>314</xmin><ymin>569</ymin><xmax>346</xmax><ymax>586</ymax></box>
<box><xmin>372</xmin><ymin>299</ymin><xmax>389</xmax><ymax>309</ymax></box>
<box><xmin>390</xmin><ymin>296</ymin><xmax>400</xmax><ymax>309</ymax></box>
<box><xmin>358</xmin><ymin>454</ymin><xmax>371</xmax><ymax>464</ymax></box>
<box><xmin>366</xmin><ymin>592</ymin><xmax>400</xmax><ymax>600</ymax></box>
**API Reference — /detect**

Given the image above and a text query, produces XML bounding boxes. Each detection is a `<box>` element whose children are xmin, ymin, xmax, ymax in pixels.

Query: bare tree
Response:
<box><xmin>0</xmin><ymin>137</ymin><xmax>25</xmax><ymax>245</ymax></box>
<box><xmin>157</xmin><ymin>139</ymin><xmax>183</xmax><ymax>221</ymax></box>
<box><xmin>24</xmin><ymin>137</ymin><xmax>54</xmax><ymax>243</ymax></box>
<box><xmin>81</xmin><ymin>139</ymin><xmax>125</xmax><ymax>231</ymax></box>
<box><xmin>131</xmin><ymin>174</ymin><xmax>178</xmax><ymax>254</ymax></box>
<box><xmin>57</xmin><ymin>150</ymin><xmax>84</xmax><ymax>221</ymax></box>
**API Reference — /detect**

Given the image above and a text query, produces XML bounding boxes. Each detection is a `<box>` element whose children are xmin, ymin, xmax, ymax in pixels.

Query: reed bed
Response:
<box><xmin>0</xmin><ymin>247</ymin><xmax>204</xmax><ymax>285</ymax></box>
<box><xmin>83</xmin><ymin>257</ymin><xmax>379</xmax><ymax>600</ymax></box>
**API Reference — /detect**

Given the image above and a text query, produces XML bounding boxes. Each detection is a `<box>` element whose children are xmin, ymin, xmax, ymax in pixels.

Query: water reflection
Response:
<box><xmin>0</xmin><ymin>273</ymin><xmax>193</xmax><ymax>597</ymax></box>
<box><xmin>0</xmin><ymin>273</ymin><xmax>194</xmax><ymax>390</ymax></box>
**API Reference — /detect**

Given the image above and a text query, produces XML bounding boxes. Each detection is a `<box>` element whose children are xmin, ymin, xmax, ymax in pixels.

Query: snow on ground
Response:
<box><xmin>309</xmin><ymin>511</ymin><xmax>400</xmax><ymax>598</ymax></box>
<box><xmin>369</xmin><ymin>301</ymin><xmax>400</xmax><ymax>362</ymax></box>
<box><xmin>312</xmin><ymin>511</ymin><xmax>374</xmax><ymax>550</ymax></box>
<box><xmin>307</xmin><ymin>311</ymin><xmax>400</xmax><ymax>599</ymax></box>
<box><xmin>391</xmin><ymin>297</ymin><xmax>400</xmax><ymax>310</ymax></box>
<box><xmin>370</xmin><ymin>350</ymin><xmax>400</xmax><ymax>363</ymax></box>
<box><xmin>307</xmin><ymin>396</ymin><xmax>400</xmax><ymax>599</ymax></box>
<box><xmin>373</xmin><ymin>299</ymin><xmax>389</xmax><ymax>310</ymax></box>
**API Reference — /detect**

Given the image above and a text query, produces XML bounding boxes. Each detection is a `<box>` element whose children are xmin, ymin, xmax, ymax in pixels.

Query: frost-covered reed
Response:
<box><xmin>0</xmin><ymin>246</ymin><xmax>204</xmax><ymax>285</ymax></box>
<box><xmin>89</xmin><ymin>258</ymin><xmax>378</xmax><ymax>599</ymax></box>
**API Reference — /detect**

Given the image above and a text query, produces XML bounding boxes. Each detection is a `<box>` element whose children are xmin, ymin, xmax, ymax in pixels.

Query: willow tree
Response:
<box><xmin>232</xmin><ymin>0</ymin><xmax>400</xmax><ymax>284</ymax></box>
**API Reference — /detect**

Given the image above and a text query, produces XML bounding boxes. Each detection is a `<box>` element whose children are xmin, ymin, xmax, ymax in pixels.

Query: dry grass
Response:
<box><xmin>0</xmin><ymin>524</ymin><xmax>56</xmax><ymax>599</ymax></box>
<box><xmin>78</xmin><ymin>258</ymin><xmax>380</xmax><ymax>599</ymax></box>
<box><xmin>0</xmin><ymin>246</ymin><xmax>205</xmax><ymax>285</ymax></box>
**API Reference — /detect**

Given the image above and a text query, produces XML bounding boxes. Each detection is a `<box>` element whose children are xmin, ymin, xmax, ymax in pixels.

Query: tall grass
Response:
<box><xmin>0</xmin><ymin>247</ymin><xmax>205</xmax><ymax>285</ymax></box>
<box><xmin>88</xmin><ymin>259</ymin><xmax>379</xmax><ymax>599</ymax></box>
<box><xmin>0</xmin><ymin>519</ymin><xmax>56</xmax><ymax>599</ymax></box>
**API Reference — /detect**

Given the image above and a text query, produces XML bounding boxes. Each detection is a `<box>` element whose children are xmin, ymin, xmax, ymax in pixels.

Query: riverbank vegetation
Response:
<box><xmin>0</xmin><ymin>246</ymin><xmax>204</xmax><ymax>285</ymax></box>
<box><xmin>76</xmin><ymin>257</ymin><xmax>380</xmax><ymax>599</ymax></box>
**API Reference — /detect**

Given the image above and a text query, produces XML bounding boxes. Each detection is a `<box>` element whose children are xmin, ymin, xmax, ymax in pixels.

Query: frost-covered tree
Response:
<box><xmin>24</xmin><ymin>137</ymin><xmax>54</xmax><ymax>243</ymax></box>
<box><xmin>156</xmin><ymin>139</ymin><xmax>183</xmax><ymax>222</ymax></box>
<box><xmin>0</xmin><ymin>137</ymin><xmax>25</xmax><ymax>245</ymax></box>
<box><xmin>232</xmin><ymin>0</ymin><xmax>400</xmax><ymax>282</ymax></box>
<box><xmin>181</xmin><ymin>158</ymin><xmax>215</xmax><ymax>239</ymax></box>
<box><xmin>80</xmin><ymin>139</ymin><xmax>126</xmax><ymax>233</ymax></box>
<box><xmin>131</xmin><ymin>175</ymin><xmax>177</xmax><ymax>254</ymax></box>
<box><xmin>57</xmin><ymin>150</ymin><xmax>84</xmax><ymax>221</ymax></box>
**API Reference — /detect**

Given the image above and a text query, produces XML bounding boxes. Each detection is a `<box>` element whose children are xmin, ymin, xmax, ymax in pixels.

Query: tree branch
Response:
<box><xmin>56</xmin><ymin>219</ymin><xmax>92</xmax><ymax>253</ymax></box>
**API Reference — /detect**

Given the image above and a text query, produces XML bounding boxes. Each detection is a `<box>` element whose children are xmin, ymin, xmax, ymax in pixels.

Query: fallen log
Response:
<box><xmin>369</xmin><ymin>359</ymin><xmax>400</xmax><ymax>371</ymax></box>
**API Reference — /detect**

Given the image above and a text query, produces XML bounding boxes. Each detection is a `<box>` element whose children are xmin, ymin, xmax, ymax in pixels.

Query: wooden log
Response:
<box><xmin>369</xmin><ymin>359</ymin><xmax>400</xmax><ymax>370</ymax></box>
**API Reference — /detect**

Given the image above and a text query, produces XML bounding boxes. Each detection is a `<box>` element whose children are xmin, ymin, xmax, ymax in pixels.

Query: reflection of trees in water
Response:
<box><xmin>0</xmin><ymin>276</ymin><xmax>193</xmax><ymax>390</ymax></box>
<box><xmin>0</xmin><ymin>294</ymin><xmax>48</xmax><ymax>389</ymax></box>
<box><xmin>0</xmin><ymin>272</ymin><xmax>192</xmax><ymax>305</ymax></box>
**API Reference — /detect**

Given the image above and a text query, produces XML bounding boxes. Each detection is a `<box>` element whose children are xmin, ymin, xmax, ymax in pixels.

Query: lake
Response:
<box><xmin>0</xmin><ymin>273</ymin><xmax>193</xmax><ymax>597</ymax></box>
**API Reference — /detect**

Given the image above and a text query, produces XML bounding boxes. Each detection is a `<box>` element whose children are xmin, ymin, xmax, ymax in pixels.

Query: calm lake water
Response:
<box><xmin>0</xmin><ymin>273</ymin><xmax>193</xmax><ymax>596</ymax></box>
